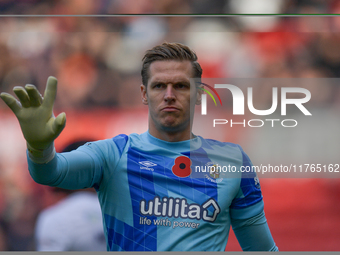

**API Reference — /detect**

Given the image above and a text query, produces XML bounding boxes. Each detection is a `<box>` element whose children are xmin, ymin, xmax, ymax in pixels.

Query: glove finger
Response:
<box><xmin>52</xmin><ymin>112</ymin><xmax>66</xmax><ymax>136</ymax></box>
<box><xmin>25</xmin><ymin>84</ymin><xmax>43</xmax><ymax>107</ymax></box>
<box><xmin>0</xmin><ymin>92</ymin><xmax>22</xmax><ymax>114</ymax></box>
<box><xmin>42</xmin><ymin>76</ymin><xmax>58</xmax><ymax>110</ymax></box>
<box><xmin>13</xmin><ymin>86</ymin><xmax>31</xmax><ymax>108</ymax></box>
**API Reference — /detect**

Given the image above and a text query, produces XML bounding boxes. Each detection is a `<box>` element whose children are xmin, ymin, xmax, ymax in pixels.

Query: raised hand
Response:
<box><xmin>0</xmin><ymin>76</ymin><xmax>66</xmax><ymax>151</ymax></box>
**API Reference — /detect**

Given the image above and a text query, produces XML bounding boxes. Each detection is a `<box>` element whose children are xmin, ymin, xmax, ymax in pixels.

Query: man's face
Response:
<box><xmin>141</xmin><ymin>60</ymin><xmax>202</xmax><ymax>136</ymax></box>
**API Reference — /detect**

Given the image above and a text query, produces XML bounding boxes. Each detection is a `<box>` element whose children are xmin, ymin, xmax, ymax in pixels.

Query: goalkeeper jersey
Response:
<box><xmin>28</xmin><ymin>131</ymin><xmax>278</xmax><ymax>251</ymax></box>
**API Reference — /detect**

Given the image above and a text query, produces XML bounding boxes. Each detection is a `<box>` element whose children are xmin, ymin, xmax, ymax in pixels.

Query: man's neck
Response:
<box><xmin>148</xmin><ymin>126</ymin><xmax>193</xmax><ymax>142</ymax></box>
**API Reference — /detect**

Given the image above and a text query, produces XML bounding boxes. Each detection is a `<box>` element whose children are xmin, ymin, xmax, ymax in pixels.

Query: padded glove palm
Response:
<box><xmin>0</xmin><ymin>76</ymin><xmax>66</xmax><ymax>152</ymax></box>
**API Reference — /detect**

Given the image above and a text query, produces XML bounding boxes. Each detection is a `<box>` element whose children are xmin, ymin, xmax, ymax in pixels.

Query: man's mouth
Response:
<box><xmin>161</xmin><ymin>106</ymin><xmax>180</xmax><ymax>112</ymax></box>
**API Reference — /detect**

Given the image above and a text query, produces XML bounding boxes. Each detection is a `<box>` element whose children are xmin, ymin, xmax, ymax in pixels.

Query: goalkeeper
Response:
<box><xmin>0</xmin><ymin>42</ymin><xmax>278</xmax><ymax>251</ymax></box>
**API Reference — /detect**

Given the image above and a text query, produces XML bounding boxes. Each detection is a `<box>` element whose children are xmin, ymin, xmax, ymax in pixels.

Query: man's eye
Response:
<box><xmin>177</xmin><ymin>84</ymin><xmax>188</xmax><ymax>89</ymax></box>
<box><xmin>154</xmin><ymin>84</ymin><xmax>164</xmax><ymax>89</ymax></box>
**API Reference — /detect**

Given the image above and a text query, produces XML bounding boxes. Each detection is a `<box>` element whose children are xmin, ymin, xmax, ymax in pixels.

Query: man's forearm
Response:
<box><xmin>27</xmin><ymin>149</ymin><xmax>102</xmax><ymax>190</ymax></box>
<box><xmin>232</xmin><ymin>211</ymin><xmax>278</xmax><ymax>251</ymax></box>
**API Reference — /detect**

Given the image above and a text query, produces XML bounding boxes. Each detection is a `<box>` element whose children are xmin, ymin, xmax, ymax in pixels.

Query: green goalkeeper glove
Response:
<box><xmin>0</xmin><ymin>76</ymin><xmax>66</xmax><ymax>162</ymax></box>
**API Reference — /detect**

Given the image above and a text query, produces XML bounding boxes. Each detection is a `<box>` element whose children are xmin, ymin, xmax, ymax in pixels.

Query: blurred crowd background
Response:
<box><xmin>0</xmin><ymin>0</ymin><xmax>339</xmax><ymax>251</ymax></box>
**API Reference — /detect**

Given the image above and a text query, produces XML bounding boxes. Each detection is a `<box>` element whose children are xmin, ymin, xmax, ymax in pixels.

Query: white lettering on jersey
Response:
<box><xmin>139</xmin><ymin>196</ymin><xmax>221</xmax><ymax>222</ymax></box>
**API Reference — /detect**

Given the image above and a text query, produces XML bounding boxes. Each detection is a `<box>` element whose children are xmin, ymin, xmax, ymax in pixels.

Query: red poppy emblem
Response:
<box><xmin>172</xmin><ymin>156</ymin><xmax>192</xmax><ymax>178</ymax></box>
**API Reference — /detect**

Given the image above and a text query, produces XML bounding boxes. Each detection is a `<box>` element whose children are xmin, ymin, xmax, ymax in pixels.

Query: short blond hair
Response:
<box><xmin>141</xmin><ymin>42</ymin><xmax>202</xmax><ymax>86</ymax></box>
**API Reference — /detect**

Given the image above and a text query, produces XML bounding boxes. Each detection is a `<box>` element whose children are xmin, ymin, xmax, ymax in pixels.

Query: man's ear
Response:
<box><xmin>195</xmin><ymin>85</ymin><xmax>203</xmax><ymax>105</ymax></box>
<box><xmin>141</xmin><ymin>84</ymin><xmax>148</xmax><ymax>105</ymax></box>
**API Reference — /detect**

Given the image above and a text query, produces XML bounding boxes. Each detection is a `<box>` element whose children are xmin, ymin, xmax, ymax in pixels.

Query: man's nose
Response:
<box><xmin>164</xmin><ymin>85</ymin><xmax>175</xmax><ymax>102</ymax></box>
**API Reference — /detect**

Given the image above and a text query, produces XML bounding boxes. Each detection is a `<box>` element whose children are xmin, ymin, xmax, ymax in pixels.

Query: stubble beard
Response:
<box><xmin>154</xmin><ymin>112</ymin><xmax>190</xmax><ymax>134</ymax></box>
